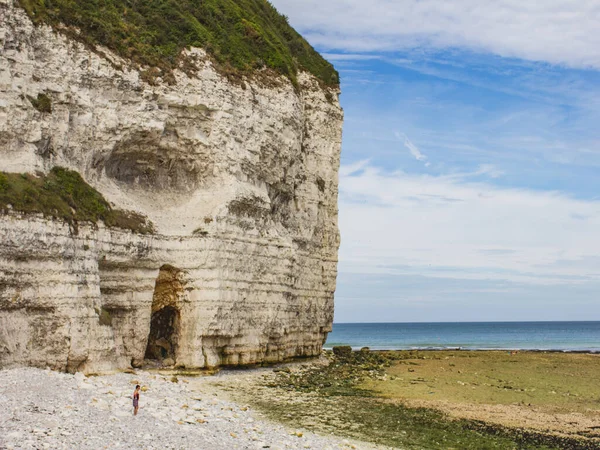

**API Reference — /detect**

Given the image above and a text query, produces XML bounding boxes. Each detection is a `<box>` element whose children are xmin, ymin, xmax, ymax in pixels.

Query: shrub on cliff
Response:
<box><xmin>17</xmin><ymin>0</ymin><xmax>339</xmax><ymax>87</ymax></box>
<box><xmin>0</xmin><ymin>173</ymin><xmax>8</xmax><ymax>192</ymax></box>
<box><xmin>27</xmin><ymin>93</ymin><xmax>52</xmax><ymax>113</ymax></box>
<box><xmin>0</xmin><ymin>167</ymin><xmax>154</xmax><ymax>234</ymax></box>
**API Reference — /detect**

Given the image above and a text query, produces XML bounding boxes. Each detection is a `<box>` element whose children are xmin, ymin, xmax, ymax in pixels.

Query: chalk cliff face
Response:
<box><xmin>0</xmin><ymin>0</ymin><xmax>342</xmax><ymax>372</ymax></box>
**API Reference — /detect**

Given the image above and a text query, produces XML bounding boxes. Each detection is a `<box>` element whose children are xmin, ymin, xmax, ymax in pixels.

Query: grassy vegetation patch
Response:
<box><xmin>16</xmin><ymin>0</ymin><xmax>339</xmax><ymax>87</ymax></box>
<box><xmin>0</xmin><ymin>167</ymin><xmax>154</xmax><ymax>234</ymax></box>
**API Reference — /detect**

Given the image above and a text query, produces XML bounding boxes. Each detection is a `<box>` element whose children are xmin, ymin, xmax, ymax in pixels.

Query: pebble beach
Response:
<box><xmin>0</xmin><ymin>367</ymin><xmax>380</xmax><ymax>450</ymax></box>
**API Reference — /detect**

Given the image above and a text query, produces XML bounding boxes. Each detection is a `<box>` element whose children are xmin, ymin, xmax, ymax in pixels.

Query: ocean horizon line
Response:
<box><xmin>326</xmin><ymin>321</ymin><xmax>600</xmax><ymax>353</ymax></box>
<box><xmin>323</xmin><ymin>344</ymin><xmax>600</xmax><ymax>353</ymax></box>
<box><xmin>332</xmin><ymin>320</ymin><xmax>600</xmax><ymax>325</ymax></box>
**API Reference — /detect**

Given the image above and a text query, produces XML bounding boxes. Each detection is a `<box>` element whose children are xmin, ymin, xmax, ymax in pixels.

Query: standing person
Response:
<box><xmin>132</xmin><ymin>385</ymin><xmax>141</xmax><ymax>416</ymax></box>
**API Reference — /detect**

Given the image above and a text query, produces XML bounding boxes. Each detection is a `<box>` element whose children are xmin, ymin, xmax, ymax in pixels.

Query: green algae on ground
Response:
<box><xmin>16</xmin><ymin>0</ymin><xmax>339</xmax><ymax>87</ymax></box>
<box><xmin>363</xmin><ymin>350</ymin><xmax>600</xmax><ymax>414</ymax></box>
<box><xmin>251</xmin><ymin>350</ymin><xmax>600</xmax><ymax>449</ymax></box>
<box><xmin>253</xmin><ymin>393</ymin><xmax>559</xmax><ymax>449</ymax></box>
<box><xmin>0</xmin><ymin>167</ymin><xmax>153</xmax><ymax>233</ymax></box>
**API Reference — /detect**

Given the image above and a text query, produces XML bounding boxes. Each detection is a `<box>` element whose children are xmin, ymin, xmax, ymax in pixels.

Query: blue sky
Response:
<box><xmin>271</xmin><ymin>0</ymin><xmax>600</xmax><ymax>323</ymax></box>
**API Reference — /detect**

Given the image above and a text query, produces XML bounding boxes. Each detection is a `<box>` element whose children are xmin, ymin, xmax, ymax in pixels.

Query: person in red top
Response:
<box><xmin>132</xmin><ymin>385</ymin><xmax>141</xmax><ymax>416</ymax></box>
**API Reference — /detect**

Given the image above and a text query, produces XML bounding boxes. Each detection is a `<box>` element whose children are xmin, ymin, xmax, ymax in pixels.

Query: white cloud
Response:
<box><xmin>396</xmin><ymin>132</ymin><xmax>427</xmax><ymax>162</ymax></box>
<box><xmin>271</xmin><ymin>0</ymin><xmax>600</xmax><ymax>69</ymax></box>
<box><xmin>339</xmin><ymin>159</ymin><xmax>370</xmax><ymax>177</ymax></box>
<box><xmin>441</xmin><ymin>164</ymin><xmax>505</xmax><ymax>181</ymax></box>
<box><xmin>321</xmin><ymin>53</ymin><xmax>382</xmax><ymax>62</ymax></box>
<box><xmin>475</xmin><ymin>164</ymin><xmax>504</xmax><ymax>178</ymax></box>
<box><xmin>338</xmin><ymin>163</ymin><xmax>600</xmax><ymax>286</ymax></box>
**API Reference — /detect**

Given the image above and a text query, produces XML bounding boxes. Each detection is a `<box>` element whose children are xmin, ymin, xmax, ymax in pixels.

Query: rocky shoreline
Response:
<box><xmin>208</xmin><ymin>350</ymin><xmax>600</xmax><ymax>450</ymax></box>
<box><xmin>0</xmin><ymin>367</ymin><xmax>382</xmax><ymax>450</ymax></box>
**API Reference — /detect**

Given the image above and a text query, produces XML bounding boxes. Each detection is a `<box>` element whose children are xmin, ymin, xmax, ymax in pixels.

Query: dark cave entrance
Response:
<box><xmin>144</xmin><ymin>305</ymin><xmax>179</xmax><ymax>362</ymax></box>
<box><xmin>144</xmin><ymin>265</ymin><xmax>185</xmax><ymax>365</ymax></box>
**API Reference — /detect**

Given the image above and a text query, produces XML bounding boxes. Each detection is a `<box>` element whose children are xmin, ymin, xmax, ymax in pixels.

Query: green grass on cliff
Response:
<box><xmin>17</xmin><ymin>0</ymin><xmax>339</xmax><ymax>87</ymax></box>
<box><xmin>0</xmin><ymin>167</ymin><xmax>153</xmax><ymax>233</ymax></box>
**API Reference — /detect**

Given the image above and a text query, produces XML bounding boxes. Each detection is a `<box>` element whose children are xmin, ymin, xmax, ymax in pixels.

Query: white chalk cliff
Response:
<box><xmin>0</xmin><ymin>0</ymin><xmax>342</xmax><ymax>373</ymax></box>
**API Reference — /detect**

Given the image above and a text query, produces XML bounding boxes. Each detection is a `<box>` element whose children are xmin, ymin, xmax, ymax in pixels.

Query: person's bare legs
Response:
<box><xmin>133</xmin><ymin>384</ymin><xmax>141</xmax><ymax>416</ymax></box>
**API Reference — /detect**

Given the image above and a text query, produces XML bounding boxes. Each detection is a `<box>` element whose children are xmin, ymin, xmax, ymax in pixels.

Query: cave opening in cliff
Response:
<box><xmin>144</xmin><ymin>265</ymin><xmax>185</xmax><ymax>365</ymax></box>
<box><xmin>145</xmin><ymin>305</ymin><xmax>180</xmax><ymax>362</ymax></box>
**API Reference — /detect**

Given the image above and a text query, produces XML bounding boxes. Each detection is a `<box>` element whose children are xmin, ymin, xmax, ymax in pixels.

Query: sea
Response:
<box><xmin>324</xmin><ymin>321</ymin><xmax>600</xmax><ymax>352</ymax></box>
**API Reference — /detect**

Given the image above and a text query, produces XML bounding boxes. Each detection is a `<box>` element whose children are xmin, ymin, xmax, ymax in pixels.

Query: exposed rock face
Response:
<box><xmin>0</xmin><ymin>1</ymin><xmax>342</xmax><ymax>372</ymax></box>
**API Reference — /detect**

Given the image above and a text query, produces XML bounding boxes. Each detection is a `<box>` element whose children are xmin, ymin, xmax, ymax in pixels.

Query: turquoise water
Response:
<box><xmin>325</xmin><ymin>322</ymin><xmax>600</xmax><ymax>352</ymax></box>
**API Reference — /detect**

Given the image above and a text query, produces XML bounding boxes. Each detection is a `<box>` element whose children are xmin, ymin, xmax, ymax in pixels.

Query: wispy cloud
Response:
<box><xmin>396</xmin><ymin>132</ymin><xmax>428</xmax><ymax>164</ymax></box>
<box><xmin>322</xmin><ymin>53</ymin><xmax>382</xmax><ymax>62</ymax></box>
<box><xmin>339</xmin><ymin>52</ymin><xmax>600</xmax><ymax>185</ymax></box>
<box><xmin>475</xmin><ymin>164</ymin><xmax>504</xmax><ymax>178</ymax></box>
<box><xmin>339</xmin><ymin>159</ymin><xmax>370</xmax><ymax>177</ymax></box>
<box><xmin>338</xmin><ymin>162</ymin><xmax>600</xmax><ymax>286</ymax></box>
<box><xmin>272</xmin><ymin>0</ymin><xmax>600</xmax><ymax>69</ymax></box>
<box><xmin>442</xmin><ymin>164</ymin><xmax>505</xmax><ymax>180</ymax></box>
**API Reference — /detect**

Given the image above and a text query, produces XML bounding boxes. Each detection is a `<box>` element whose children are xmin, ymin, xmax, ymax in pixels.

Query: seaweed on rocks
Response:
<box><xmin>271</xmin><ymin>347</ymin><xmax>398</xmax><ymax>397</ymax></box>
<box><xmin>259</xmin><ymin>349</ymin><xmax>593</xmax><ymax>449</ymax></box>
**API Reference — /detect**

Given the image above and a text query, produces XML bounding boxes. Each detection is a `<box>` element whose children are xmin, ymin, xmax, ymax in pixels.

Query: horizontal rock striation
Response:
<box><xmin>0</xmin><ymin>0</ymin><xmax>342</xmax><ymax>373</ymax></box>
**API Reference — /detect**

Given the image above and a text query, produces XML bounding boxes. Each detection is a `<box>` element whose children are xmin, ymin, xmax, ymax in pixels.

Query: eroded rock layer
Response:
<box><xmin>0</xmin><ymin>0</ymin><xmax>342</xmax><ymax>372</ymax></box>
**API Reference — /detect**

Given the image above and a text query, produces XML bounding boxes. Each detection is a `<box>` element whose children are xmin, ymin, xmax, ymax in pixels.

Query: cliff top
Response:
<box><xmin>16</xmin><ymin>0</ymin><xmax>339</xmax><ymax>87</ymax></box>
